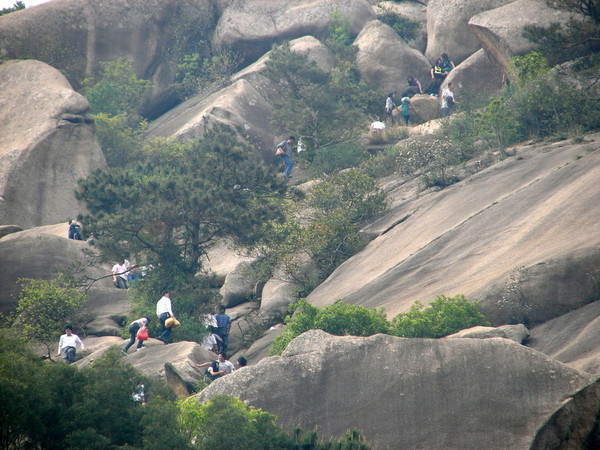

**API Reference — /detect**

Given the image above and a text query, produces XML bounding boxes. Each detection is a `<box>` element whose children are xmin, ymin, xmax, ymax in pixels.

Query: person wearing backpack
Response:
<box><xmin>123</xmin><ymin>317</ymin><xmax>149</xmax><ymax>354</ymax></box>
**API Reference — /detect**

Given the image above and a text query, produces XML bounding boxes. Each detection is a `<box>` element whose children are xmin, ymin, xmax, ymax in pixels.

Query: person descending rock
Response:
<box><xmin>56</xmin><ymin>325</ymin><xmax>86</xmax><ymax>363</ymax></box>
<box><xmin>156</xmin><ymin>291</ymin><xmax>175</xmax><ymax>344</ymax></box>
<box><xmin>214</xmin><ymin>305</ymin><xmax>232</xmax><ymax>354</ymax></box>
<box><xmin>123</xmin><ymin>317</ymin><xmax>149</xmax><ymax>354</ymax></box>
<box><xmin>425</xmin><ymin>58</ymin><xmax>445</xmax><ymax>96</ymax></box>
<box><xmin>276</xmin><ymin>136</ymin><xmax>296</xmax><ymax>179</ymax></box>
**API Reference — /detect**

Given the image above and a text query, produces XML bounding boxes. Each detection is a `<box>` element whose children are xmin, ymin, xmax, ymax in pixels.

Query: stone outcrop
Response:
<box><xmin>0</xmin><ymin>226</ymin><xmax>125</xmax><ymax>334</ymax></box>
<box><xmin>406</xmin><ymin>93</ymin><xmax>440</xmax><ymax>123</ymax></box>
<box><xmin>0</xmin><ymin>0</ymin><xmax>216</xmax><ymax>117</ymax></box>
<box><xmin>197</xmin><ymin>330</ymin><xmax>600</xmax><ymax>449</ymax></box>
<box><xmin>425</xmin><ymin>0</ymin><xmax>513</xmax><ymax>65</ymax></box>
<box><xmin>528</xmin><ymin>300</ymin><xmax>600</xmax><ymax>374</ymax></box>
<box><xmin>445</xmin><ymin>324</ymin><xmax>530</xmax><ymax>344</ymax></box>
<box><xmin>213</xmin><ymin>0</ymin><xmax>374</xmax><ymax>64</ymax></box>
<box><xmin>0</xmin><ymin>60</ymin><xmax>105</xmax><ymax>228</ymax></box>
<box><xmin>442</xmin><ymin>48</ymin><xmax>503</xmax><ymax>99</ymax></box>
<box><xmin>145</xmin><ymin>79</ymin><xmax>276</xmax><ymax>160</ymax></box>
<box><xmin>373</xmin><ymin>1</ymin><xmax>427</xmax><ymax>53</ymax></box>
<box><xmin>469</xmin><ymin>0</ymin><xmax>578</xmax><ymax>74</ymax></box>
<box><xmin>220</xmin><ymin>262</ymin><xmax>259</xmax><ymax>308</ymax></box>
<box><xmin>306</xmin><ymin>133</ymin><xmax>600</xmax><ymax>325</ymax></box>
<box><xmin>354</xmin><ymin>20</ymin><xmax>431</xmax><ymax>96</ymax></box>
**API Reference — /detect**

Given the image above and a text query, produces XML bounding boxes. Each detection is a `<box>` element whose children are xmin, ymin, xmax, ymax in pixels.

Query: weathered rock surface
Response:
<box><xmin>0</xmin><ymin>60</ymin><xmax>105</xmax><ymax>228</ymax></box>
<box><xmin>213</xmin><ymin>0</ymin><xmax>374</xmax><ymax>64</ymax></box>
<box><xmin>0</xmin><ymin>0</ymin><xmax>216</xmax><ymax>117</ymax></box>
<box><xmin>307</xmin><ymin>134</ymin><xmax>600</xmax><ymax>325</ymax></box>
<box><xmin>259</xmin><ymin>277</ymin><xmax>299</xmax><ymax>319</ymax></box>
<box><xmin>354</xmin><ymin>20</ymin><xmax>431</xmax><ymax>96</ymax></box>
<box><xmin>231</xmin><ymin>323</ymin><xmax>285</xmax><ymax>366</ymax></box>
<box><xmin>0</xmin><ymin>227</ymin><xmax>123</xmax><ymax>330</ymax></box>
<box><xmin>77</xmin><ymin>339</ymin><xmax>213</xmax><ymax>388</ymax></box>
<box><xmin>442</xmin><ymin>48</ymin><xmax>503</xmax><ymax>99</ymax></box>
<box><xmin>197</xmin><ymin>330</ymin><xmax>600</xmax><ymax>449</ymax></box>
<box><xmin>469</xmin><ymin>0</ymin><xmax>578</xmax><ymax>74</ymax></box>
<box><xmin>445</xmin><ymin>323</ymin><xmax>530</xmax><ymax>344</ymax></box>
<box><xmin>528</xmin><ymin>300</ymin><xmax>600</xmax><ymax>375</ymax></box>
<box><xmin>425</xmin><ymin>0</ymin><xmax>513</xmax><ymax>65</ymax></box>
<box><xmin>407</xmin><ymin>93</ymin><xmax>440</xmax><ymax>123</ymax></box>
<box><xmin>373</xmin><ymin>1</ymin><xmax>427</xmax><ymax>53</ymax></box>
<box><xmin>220</xmin><ymin>262</ymin><xmax>258</xmax><ymax>308</ymax></box>
<box><xmin>146</xmin><ymin>79</ymin><xmax>276</xmax><ymax>160</ymax></box>
<box><xmin>0</xmin><ymin>225</ymin><xmax>22</xmax><ymax>239</ymax></box>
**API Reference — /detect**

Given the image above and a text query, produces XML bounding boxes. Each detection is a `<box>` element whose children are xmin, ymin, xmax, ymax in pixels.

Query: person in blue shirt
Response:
<box><xmin>214</xmin><ymin>305</ymin><xmax>232</xmax><ymax>354</ymax></box>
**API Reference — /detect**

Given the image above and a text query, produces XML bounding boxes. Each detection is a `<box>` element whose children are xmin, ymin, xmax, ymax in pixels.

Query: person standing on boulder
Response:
<box><xmin>276</xmin><ymin>136</ymin><xmax>296</xmax><ymax>179</ymax></box>
<box><xmin>214</xmin><ymin>305</ymin><xmax>232</xmax><ymax>354</ymax></box>
<box><xmin>441</xmin><ymin>82</ymin><xmax>459</xmax><ymax>117</ymax></box>
<box><xmin>156</xmin><ymin>291</ymin><xmax>175</xmax><ymax>344</ymax></box>
<box><xmin>56</xmin><ymin>325</ymin><xmax>86</xmax><ymax>363</ymax></box>
<box><xmin>123</xmin><ymin>317</ymin><xmax>149</xmax><ymax>354</ymax></box>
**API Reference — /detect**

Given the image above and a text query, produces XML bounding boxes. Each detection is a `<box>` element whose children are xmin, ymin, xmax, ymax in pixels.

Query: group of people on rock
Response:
<box><xmin>382</xmin><ymin>52</ymin><xmax>459</xmax><ymax>127</ymax></box>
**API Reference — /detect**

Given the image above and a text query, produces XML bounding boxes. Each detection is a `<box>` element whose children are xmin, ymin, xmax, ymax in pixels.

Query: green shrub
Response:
<box><xmin>307</xmin><ymin>143</ymin><xmax>370</xmax><ymax>176</ymax></box>
<box><xmin>389</xmin><ymin>295</ymin><xmax>490</xmax><ymax>338</ymax></box>
<box><xmin>377</xmin><ymin>10</ymin><xmax>421</xmax><ymax>41</ymax></box>
<box><xmin>270</xmin><ymin>300</ymin><xmax>388</xmax><ymax>355</ymax></box>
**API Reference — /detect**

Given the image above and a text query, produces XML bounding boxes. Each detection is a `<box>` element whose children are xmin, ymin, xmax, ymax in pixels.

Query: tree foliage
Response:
<box><xmin>389</xmin><ymin>295</ymin><xmax>490</xmax><ymax>338</ymax></box>
<box><xmin>0</xmin><ymin>341</ymin><xmax>181</xmax><ymax>449</ymax></box>
<box><xmin>0</xmin><ymin>1</ymin><xmax>24</xmax><ymax>16</ymax></box>
<box><xmin>78</xmin><ymin>129</ymin><xmax>286</xmax><ymax>277</ymax></box>
<box><xmin>270</xmin><ymin>300</ymin><xmax>389</xmax><ymax>355</ymax></box>
<box><xmin>14</xmin><ymin>275</ymin><xmax>87</xmax><ymax>359</ymax></box>
<box><xmin>83</xmin><ymin>58</ymin><xmax>151</xmax><ymax>117</ymax></box>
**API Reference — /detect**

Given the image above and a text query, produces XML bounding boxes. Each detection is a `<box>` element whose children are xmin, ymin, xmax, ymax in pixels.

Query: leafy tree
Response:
<box><xmin>261</xmin><ymin>168</ymin><xmax>387</xmax><ymax>290</ymax></box>
<box><xmin>550</xmin><ymin>0</ymin><xmax>599</xmax><ymax>24</ymax></box>
<box><xmin>377</xmin><ymin>8</ymin><xmax>421</xmax><ymax>41</ymax></box>
<box><xmin>171</xmin><ymin>46</ymin><xmax>241</xmax><ymax>101</ymax></box>
<box><xmin>389</xmin><ymin>295</ymin><xmax>490</xmax><ymax>338</ymax></box>
<box><xmin>83</xmin><ymin>58</ymin><xmax>151</xmax><ymax>116</ymax></box>
<box><xmin>14</xmin><ymin>274</ymin><xmax>87</xmax><ymax>359</ymax></box>
<box><xmin>0</xmin><ymin>1</ymin><xmax>24</xmax><ymax>16</ymax></box>
<box><xmin>262</xmin><ymin>44</ymin><xmax>370</xmax><ymax>156</ymax></box>
<box><xmin>79</xmin><ymin>129</ymin><xmax>286</xmax><ymax>278</ymax></box>
<box><xmin>270</xmin><ymin>300</ymin><xmax>388</xmax><ymax>355</ymax></box>
<box><xmin>94</xmin><ymin>112</ymin><xmax>147</xmax><ymax>167</ymax></box>
<box><xmin>178</xmin><ymin>395</ymin><xmax>289</xmax><ymax>449</ymax></box>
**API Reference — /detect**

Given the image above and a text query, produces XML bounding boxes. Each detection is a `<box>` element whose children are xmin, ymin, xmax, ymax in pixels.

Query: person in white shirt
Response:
<box><xmin>216</xmin><ymin>353</ymin><xmax>235</xmax><ymax>375</ymax></box>
<box><xmin>56</xmin><ymin>326</ymin><xmax>86</xmax><ymax>363</ymax></box>
<box><xmin>441</xmin><ymin>82</ymin><xmax>459</xmax><ymax>117</ymax></box>
<box><xmin>123</xmin><ymin>317</ymin><xmax>149</xmax><ymax>354</ymax></box>
<box><xmin>112</xmin><ymin>260</ymin><xmax>129</xmax><ymax>289</ymax></box>
<box><xmin>156</xmin><ymin>291</ymin><xmax>175</xmax><ymax>344</ymax></box>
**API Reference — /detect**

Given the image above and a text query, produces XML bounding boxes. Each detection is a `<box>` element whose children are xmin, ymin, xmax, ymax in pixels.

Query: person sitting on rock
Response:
<box><xmin>237</xmin><ymin>356</ymin><xmax>248</xmax><ymax>368</ymax></box>
<box><xmin>56</xmin><ymin>325</ymin><xmax>86</xmax><ymax>363</ymax></box>
<box><xmin>68</xmin><ymin>219</ymin><xmax>83</xmax><ymax>240</ymax></box>
<box><xmin>112</xmin><ymin>259</ymin><xmax>129</xmax><ymax>289</ymax></box>
<box><xmin>216</xmin><ymin>353</ymin><xmax>235</xmax><ymax>375</ymax></box>
<box><xmin>425</xmin><ymin>58</ymin><xmax>445</xmax><ymax>96</ymax></box>
<box><xmin>406</xmin><ymin>76</ymin><xmax>423</xmax><ymax>95</ymax></box>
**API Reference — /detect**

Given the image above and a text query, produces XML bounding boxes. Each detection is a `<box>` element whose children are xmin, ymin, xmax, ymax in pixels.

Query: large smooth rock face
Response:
<box><xmin>528</xmin><ymin>300</ymin><xmax>600</xmax><ymax>374</ymax></box>
<box><xmin>197</xmin><ymin>330</ymin><xmax>600</xmax><ymax>448</ymax></box>
<box><xmin>213</xmin><ymin>0</ymin><xmax>375</xmax><ymax>63</ymax></box>
<box><xmin>468</xmin><ymin>0</ymin><xmax>577</xmax><ymax>73</ymax></box>
<box><xmin>442</xmin><ymin>48</ymin><xmax>503</xmax><ymax>99</ymax></box>
<box><xmin>0</xmin><ymin>60</ymin><xmax>105</xmax><ymax>228</ymax></box>
<box><xmin>0</xmin><ymin>227</ymin><xmax>117</xmax><ymax>318</ymax></box>
<box><xmin>445</xmin><ymin>324</ymin><xmax>530</xmax><ymax>344</ymax></box>
<box><xmin>146</xmin><ymin>79</ymin><xmax>276</xmax><ymax>160</ymax></box>
<box><xmin>425</xmin><ymin>0</ymin><xmax>514</xmax><ymax>65</ymax></box>
<box><xmin>0</xmin><ymin>0</ymin><xmax>216</xmax><ymax>117</ymax></box>
<box><xmin>220</xmin><ymin>262</ymin><xmax>258</xmax><ymax>308</ymax></box>
<box><xmin>354</xmin><ymin>20</ymin><xmax>431</xmax><ymax>95</ymax></box>
<box><xmin>306</xmin><ymin>134</ymin><xmax>600</xmax><ymax>325</ymax></box>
